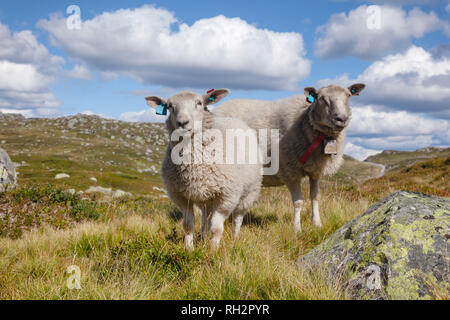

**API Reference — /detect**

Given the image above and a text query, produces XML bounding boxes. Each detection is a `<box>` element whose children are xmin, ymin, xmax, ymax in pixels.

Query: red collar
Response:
<box><xmin>299</xmin><ymin>133</ymin><xmax>326</xmax><ymax>164</ymax></box>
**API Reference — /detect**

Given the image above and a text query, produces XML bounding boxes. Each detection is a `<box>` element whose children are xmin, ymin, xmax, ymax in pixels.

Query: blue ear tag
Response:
<box><xmin>307</xmin><ymin>94</ymin><xmax>315</xmax><ymax>103</ymax></box>
<box><xmin>351</xmin><ymin>87</ymin><xmax>356</xmax><ymax>94</ymax></box>
<box><xmin>209</xmin><ymin>97</ymin><xmax>215</xmax><ymax>102</ymax></box>
<box><xmin>155</xmin><ymin>104</ymin><xmax>167</xmax><ymax>116</ymax></box>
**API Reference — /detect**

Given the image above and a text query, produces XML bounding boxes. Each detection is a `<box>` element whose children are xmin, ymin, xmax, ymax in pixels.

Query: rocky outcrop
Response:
<box><xmin>300</xmin><ymin>191</ymin><xmax>449</xmax><ymax>300</ymax></box>
<box><xmin>0</xmin><ymin>148</ymin><xmax>17</xmax><ymax>191</ymax></box>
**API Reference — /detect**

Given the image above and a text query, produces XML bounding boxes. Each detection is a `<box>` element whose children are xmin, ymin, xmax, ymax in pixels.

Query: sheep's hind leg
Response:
<box><xmin>287</xmin><ymin>182</ymin><xmax>303</xmax><ymax>233</ymax></box>
<box><xmin>310</xmin><ymin>177</ymin><xmax>322</xmax><ymax>228</ymax></box>
<box><xmin>209</xmin><ymin>212</ymin><xmax>228</xmax><ymax>250</ymax></box>
<box><xmin>200</xmin><ymin>205</ymin><xmax>209</xmax><ymax>241</ymax></box>
<box><xmin>232</xmin><ymin>184</ymin><xmax>260</xmax><ymax>239</ymax></box>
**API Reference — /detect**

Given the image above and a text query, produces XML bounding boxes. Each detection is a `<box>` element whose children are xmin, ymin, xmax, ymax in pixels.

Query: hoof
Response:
<box><xmin>210</xmin><ymin>238</ymin><xmax>221</xmax><ymax>250</ymax></box>
<box><xmin>312</xmin><ymin>220</ymin><xmax>323</xmax><ymax>228</ymax></box>
<box><xmin>185</xmin><ymin>234</ymin><xmax>194</xmax><ymax>251</ymax></box>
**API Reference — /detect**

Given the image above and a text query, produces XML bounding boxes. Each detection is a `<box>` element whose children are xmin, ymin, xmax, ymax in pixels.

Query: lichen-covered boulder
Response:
<box><xmin>300</xmin><ymin>191</ymin><xmax>449</xmax><ymax>300</ymax></box>
<box><xmin>0</xmin><ymin>148</ymin><xmax>17</xmax><ymax>192</ymax></box>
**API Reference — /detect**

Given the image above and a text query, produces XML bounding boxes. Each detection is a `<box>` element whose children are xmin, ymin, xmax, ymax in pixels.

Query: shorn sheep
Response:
<box><xmin>146</xmin><ymin>89</ymin><xmax>262</xmax><ymax>250</ymax></box>
<box><xmin>214</xmin><ymin>84</ymin><xmax>366</xmax><ymax>232</ymax></box>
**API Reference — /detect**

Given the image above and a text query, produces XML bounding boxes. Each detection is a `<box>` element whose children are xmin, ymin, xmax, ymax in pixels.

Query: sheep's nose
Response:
<box><xmin>177</xmin><ymin>120</ymin><xmax>190</xmax><ymax>128</ymax></box>
<box><xmin>334</xmin><ymin>115</ymin><xmax>348</xmax><ymax>127</ymax></box>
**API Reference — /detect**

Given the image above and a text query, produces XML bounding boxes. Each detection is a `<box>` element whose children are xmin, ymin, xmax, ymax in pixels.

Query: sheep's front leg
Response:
<box><xmin>287</xmin><ymin>182</ymin><xmax>303</xmax><ymax>233</ymax></box>
<box><xmin>182</xmin><ymin>203</ymin><xmax>195</xmax><ymax>250</ymax></box>
<box><xmin>310</xmin><ymin>177</ymin><xmax>322</xmax><ymax>228</ymax></box>
<box><xmin>232</xmin><ymin>211</ymin><xmax>245</xmax><ymax>238</ymax></box>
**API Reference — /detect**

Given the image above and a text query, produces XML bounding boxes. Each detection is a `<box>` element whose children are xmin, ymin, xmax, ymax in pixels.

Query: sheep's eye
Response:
<box><xmin>196</xmin><ymin>101</ymin><xmax>202</xmax><ymax>107</ymax></box>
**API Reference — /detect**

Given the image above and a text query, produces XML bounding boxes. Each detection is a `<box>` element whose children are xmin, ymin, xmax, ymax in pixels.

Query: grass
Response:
<box><xmin>4</xmin><ymin>159</ymin><xmax>446</xmax><ymax>300</ymax></box>
<box><xmin>0</xmin><ymin>180</ymin><xmax>371</xmax><ymax>299</ymax></box>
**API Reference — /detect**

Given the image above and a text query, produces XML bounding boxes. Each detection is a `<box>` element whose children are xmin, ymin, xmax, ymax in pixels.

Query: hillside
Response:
<box><xmin>365</xmin><ymin>147</ymin><xmax>450</xmax><ymax>173</ymax></box>
<box><xmin>357</xmin><ymin>156</ymin><xmax>449</xmax><ymax>199</ymax></box>
<box><xmin>330</xmin><ymin>155</ymin><xmax>383</xmax><ymax>184</ymax></box>
<box><xmin>0</xmin><ymin>113</ymin><xmax>167</xmax><ymax>197</ymax></box>
<box><xmin>1</xmin><ymin>113</ymin><xmax>382</xmax><ymax>195</ymax></box>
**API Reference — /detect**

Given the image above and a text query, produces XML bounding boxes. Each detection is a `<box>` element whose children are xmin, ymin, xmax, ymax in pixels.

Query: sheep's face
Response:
<box><xmin>146</xmin><ymin>89</ymin><xmax>229</xmax><ymax>134</ymax></box>
<box><xmin>305</xmin><ymin>84</ymin><xmax>365</xmax><ymax>133</ymax></box>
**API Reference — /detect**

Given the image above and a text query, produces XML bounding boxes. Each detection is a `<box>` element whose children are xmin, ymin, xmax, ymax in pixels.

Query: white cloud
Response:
<box><xmin>119</xmin><ymin>109</ymin><xmax>167</xmax><ymax>123</ymax></box>
<box><xmin>345</xmin><ymin>105</ymin><xmax>449</xmax><ymax>154</ymax></box>
<box><xmin>66</xmin><ymin>64</ymin><xmax>92</xmax><ymax>80</ymax></box>
<box><xmin>38</xmin><ymin>5</ymin><xmax>311</xmax><ymax>91</ymax></box>
<box><xmin>344</xmin><ymin>142</ymin><xmax>381</xmax><ymax>161</ymax></box>
<box><xmin>0</xmin><ymin>22</ymin><xmax>63</xmax><ymax>116</ymax></box>
<box><xmin>0</xmin><ymin>23</ymin><xmax>64</xmax><ymax>74</ymax></box>
<box><xmin>349</xmin><ymin>105</ymin><xmax>450</xmax><ymax>139</ymax></box>
<box><xmin>349</xmin><ymin>134</ymin><xmax>441</xmax><ymax>150</ymax></box>
<box><xmin>315</xmin><ymin>5</ymin><xmax>447</xmax><ymax>59</ymax></box>
<box><xmin>446</xmin><ymin>1</ymin><xmax>450</xmax><ymax>13</ymax></box>
<box><xmin>0</xmin><ymin>61</ymin><xmax>51</xmax><ymax>91</ymax></box>
<box><xmin>317</xmin><ymin>46</ymin><xmax>450</xmax><ymax>118</ymax></box>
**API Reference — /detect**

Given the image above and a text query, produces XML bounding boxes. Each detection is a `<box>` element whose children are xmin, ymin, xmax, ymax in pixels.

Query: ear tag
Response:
<box><xmin>209</xmin><ymin>97</ymin><xmax>215</xmax><ymax>102</ymax></box>
<box><xmin>351</xmin><ymin>87</ymin><xmax>356</xmax><ymax>94</ymax></box>
<box><xmin>155</xmin><ymin>104</ymin><xmax>167</xmax><ymax>116</ymax></box>
<box><xmin>307</xmin><ymin>94</ymin><xmax>315</xmax><ymax>103</ymax></box>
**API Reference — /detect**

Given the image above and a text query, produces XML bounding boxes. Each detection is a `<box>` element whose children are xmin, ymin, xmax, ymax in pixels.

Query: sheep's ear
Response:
<box><xmin>304</xmin><ymin>87</ymin><xmax>317</xmax><ymax>98</ymax></box>
<box><xmin>204</xmin><ymin>89</ymin><xmax>229</xmax><ymax>105</ymax></box>
<box><xmin>304</xmin><ymin>87</ymin><xmax>317</xmax><ymax>103</ymax></box>
<box><xmin>145</xmin><ymin>96</ymin><xmax>166</xmax><ymax>109</ymax></box>
<box><xmin>348</xmin><ymin>83</ymin><xmax>365</xmax><ymax>96</ymax></box>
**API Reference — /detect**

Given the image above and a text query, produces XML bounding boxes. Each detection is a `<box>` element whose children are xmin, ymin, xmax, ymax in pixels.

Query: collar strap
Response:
<box><xmin>299</xmin><ymin>133</ymin><xmax>326</xmax><ymax>164</ymax></box>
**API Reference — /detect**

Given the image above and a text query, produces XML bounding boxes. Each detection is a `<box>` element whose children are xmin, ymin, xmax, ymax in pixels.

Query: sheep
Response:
<box><xmin>213</xmin><ymin>84</ymin><xmax>366</xmax><ymax>232</ymax></box>
<box><xmin>146</xmin><ymin>89</ymin><xmax>262</xmax><ymax>250</ymax></box>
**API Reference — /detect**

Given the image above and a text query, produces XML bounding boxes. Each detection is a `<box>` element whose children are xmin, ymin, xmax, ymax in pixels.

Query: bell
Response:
<box><xmin>323</xmin><ymin>139</ymin><xmax>337</xmax><ymax>155</ymax></box>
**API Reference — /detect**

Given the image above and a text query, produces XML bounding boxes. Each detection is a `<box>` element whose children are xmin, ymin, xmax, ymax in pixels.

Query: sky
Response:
<box><xmin>0</xmin><ymin>0</ymin><xmax>449</xmax><ymax>160</ymax></box>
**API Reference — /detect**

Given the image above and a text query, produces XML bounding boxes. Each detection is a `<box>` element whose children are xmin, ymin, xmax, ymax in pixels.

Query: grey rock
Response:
<box><xmin>0</xmin><ymin>148</ymin><xmax>17</xmax><ymax>191</ymax></box>
<box><xmin>300</xmin><ymin>191</ymin><xmax>450</xmax><ymax>300</ymax></box>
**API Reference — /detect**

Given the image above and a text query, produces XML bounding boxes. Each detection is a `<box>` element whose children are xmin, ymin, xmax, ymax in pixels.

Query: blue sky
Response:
<box><xmin>0</xmin><ymin>0</ymin><xmax>449</xmax><ymax>159</ymax></box>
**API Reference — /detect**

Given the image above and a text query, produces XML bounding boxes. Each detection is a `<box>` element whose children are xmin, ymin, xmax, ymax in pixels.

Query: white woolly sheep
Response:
<box><xmin>146</xmin><ymin>89</ymin><xmax>262</xmax><ymax>250</ymax></box>
<box><xmin>214</xmin><ymin>84</ymin><xmax>366</xmax><ymax>232</ymax></box>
